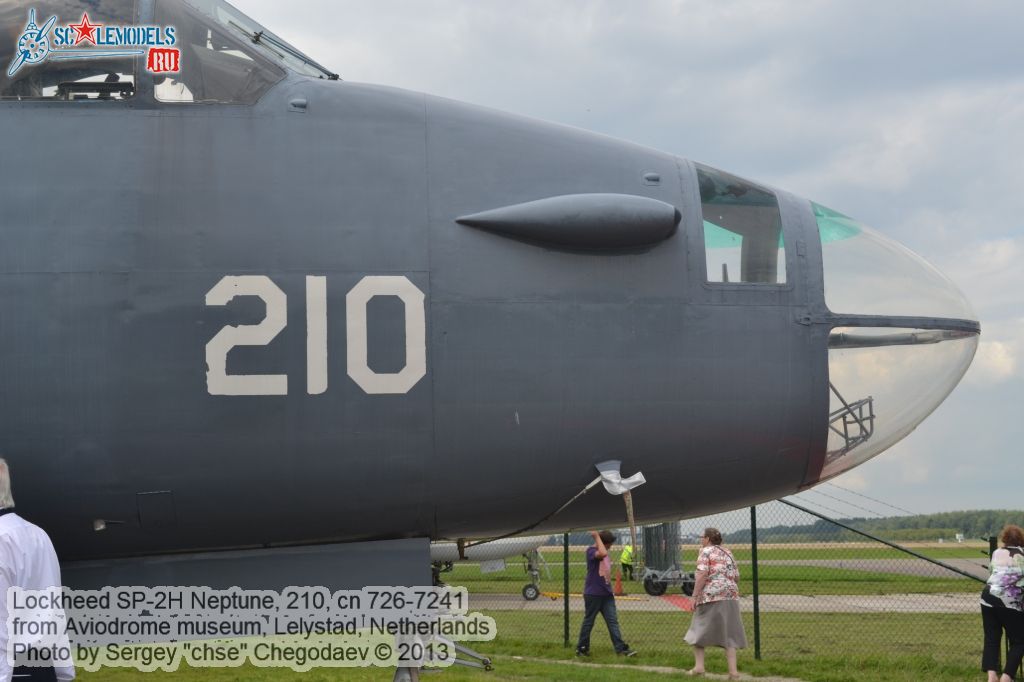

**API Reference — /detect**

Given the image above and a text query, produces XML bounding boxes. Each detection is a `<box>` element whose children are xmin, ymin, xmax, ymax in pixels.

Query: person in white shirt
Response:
<box><xmin>0</xmin><ymin>458</ymin><xmax>75</xmax><ymax>682</ymax></box>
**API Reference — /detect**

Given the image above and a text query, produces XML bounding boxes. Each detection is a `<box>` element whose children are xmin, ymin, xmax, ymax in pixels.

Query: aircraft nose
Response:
<box><xmin>808</xmin><ymin>203</ymin><xmax>979</xmax><ymax>483</ymax></box>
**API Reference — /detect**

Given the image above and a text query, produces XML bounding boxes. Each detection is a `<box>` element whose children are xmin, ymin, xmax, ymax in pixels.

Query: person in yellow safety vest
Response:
<box><xmin>620</xmin><ymin>543</ymin><xmax>635</xmax><ymax>581</ymax></box>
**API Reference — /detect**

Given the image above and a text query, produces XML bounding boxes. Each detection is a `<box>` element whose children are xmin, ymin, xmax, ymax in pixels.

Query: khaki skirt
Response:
<box><xmin>684</xmin><ymin>599</ymin><xmax>747</xmax><ymax>649</ymax></box>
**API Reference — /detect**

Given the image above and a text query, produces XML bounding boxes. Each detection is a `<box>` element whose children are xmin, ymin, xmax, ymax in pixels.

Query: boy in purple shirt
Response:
<box><xmin>576</xmin><ymin>530</ymin><xmax>636</xmax><ymax>657</ymax></box>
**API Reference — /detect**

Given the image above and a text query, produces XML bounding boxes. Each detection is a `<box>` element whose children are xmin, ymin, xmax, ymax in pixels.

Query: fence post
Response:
<box><xmin>750</xmin><ymin>505</ymin><xmax>761</xmax><ymax>660</ymax></box>
<box><xmin>563</xmin><ymin>532</ymin><xmax>570</xmax><ymax>648</ymax></box>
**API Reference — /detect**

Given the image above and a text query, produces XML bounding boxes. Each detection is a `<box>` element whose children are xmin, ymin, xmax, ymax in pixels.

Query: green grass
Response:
<box><xmin>724</xmin><ymin>544</ymin><xmax>989</xmax><ymax>562</ymax></box>
<box><xmin>75</xmin><ymin>611</ymin><xmax>984</xmax><ymax>681</ymax></box>
<box><xmin>734</xmin><ymin>565</ymin><xmax>975</xmax><ymax>595</ymax></box>
<box><xmin>75</xmin><ymin>659</ymin><xmax>675</xmax><ymax>681</ymax></box>
<box><xmin>72</xmin><ymin>543</ymin><xmax>989</xmax><ymax>680</ymax></box>
<box><xmin>467</xmin><ymin>611</ymin><xmax>981</xmax><ymax>682</ymax></box>
<box><xmin>445</xmin><ymin>562</ymin><xmax>978</xmax><ymax>597</ymax></box>
<box><xmin>538</xmin><ymin>542</ymin><xmax>989</xmax><ymax>560</ymax></box>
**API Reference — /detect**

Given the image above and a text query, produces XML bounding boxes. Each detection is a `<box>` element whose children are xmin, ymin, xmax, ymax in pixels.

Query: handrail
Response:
<box><xmin>826</xmin><ymin>382</ymin><xmax>875</xmax><ymax>462</ymax></box>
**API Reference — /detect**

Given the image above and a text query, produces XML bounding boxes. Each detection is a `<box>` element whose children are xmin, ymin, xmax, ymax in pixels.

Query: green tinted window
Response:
<box><xmin>697</xmin><ymin>164</ymin><xmax>785</xmax><ymax>284</ymax></box>
<box><xmin>812</xmin><ymin>202</ymin><xmax>862</xmax><ymax>243</ymax></box>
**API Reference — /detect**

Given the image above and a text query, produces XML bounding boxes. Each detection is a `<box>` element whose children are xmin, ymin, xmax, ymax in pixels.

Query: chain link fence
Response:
<box><xmin>442</xmin><ymin>498</ymin><xmax>996</xmax><ymax>677</ymax></box>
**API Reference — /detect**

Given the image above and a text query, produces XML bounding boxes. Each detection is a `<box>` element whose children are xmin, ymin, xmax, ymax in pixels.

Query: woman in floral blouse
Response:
<box><xmin>981</xmin><ymin>524</ymin><xmax>1024</xmax><ymax>682</ymax></box>
<box><xmin>684</xmin><ymin>527</ymin><xmax>747</xmax><ymax>679</ymax></box>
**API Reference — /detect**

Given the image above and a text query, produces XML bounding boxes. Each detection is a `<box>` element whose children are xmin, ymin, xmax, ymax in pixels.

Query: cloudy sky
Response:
<box><xmin>234</xmin><ymin>1</ymin><xmax>1023</xmax><ymax>517</ymax></box>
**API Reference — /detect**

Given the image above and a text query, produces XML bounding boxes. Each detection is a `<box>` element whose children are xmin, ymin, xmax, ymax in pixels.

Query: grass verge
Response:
<box><xmin>76</xmin><ymin>610</ymin><xmax>983</xmax><ymax>681</ymax></box>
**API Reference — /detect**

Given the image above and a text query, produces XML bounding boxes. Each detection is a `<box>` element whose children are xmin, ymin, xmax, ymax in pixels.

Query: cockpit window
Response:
<box><xmin>697</xmin><ymin>164</ymin><xmax>786</xmax><ymax>284</ymax></box>
<box><xmin>180</xmin><ymin>0</ymin><xmax>334</xmax><ymax>80</ymax></box>
<box><xmin>0</xmin><ymin>1</ymin><xmax>138</xmax><ymax>101</ymax></box>
<box><xmin>153</xmin><ymin>0</ymin><xmax>283</xmax><ymax>103</ymax></box>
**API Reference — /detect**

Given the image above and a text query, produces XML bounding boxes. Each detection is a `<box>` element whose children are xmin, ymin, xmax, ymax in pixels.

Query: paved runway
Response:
<box><xmin>743</xmin><ymin>557</ymin><xmax>989</xmax><ymax>580</ymax></box>
<box><xmin>469</xmin><ymin>591</ymin><xmax>980</xmax><ymax>613</ymax></box>
<box><xmin>507</xmin><ymin>656</ymin><xmax>809</xmax><ymax>681</ymax></box>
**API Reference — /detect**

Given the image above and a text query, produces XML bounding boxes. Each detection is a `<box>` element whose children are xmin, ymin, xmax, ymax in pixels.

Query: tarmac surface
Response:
<box><xmin>508</xmin><ymin>656</ymin><xmax>809</xmax><ymax>681</ymax></box>
<box><xmin>470</xmin><ymin>591</ymin><xmax>980</xmax><ymax>613</ymax></box>
<box><xmin>744</xmin><ymin>557</ymin><xmax>989</xmax><ymax>580</ymax></box>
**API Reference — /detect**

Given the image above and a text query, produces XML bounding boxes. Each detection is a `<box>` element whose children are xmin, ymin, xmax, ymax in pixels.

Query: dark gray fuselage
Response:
<box><xmin>2</xmin><ymin>74</ymin><xmax>830</xmax><ymax>563</ymax></box>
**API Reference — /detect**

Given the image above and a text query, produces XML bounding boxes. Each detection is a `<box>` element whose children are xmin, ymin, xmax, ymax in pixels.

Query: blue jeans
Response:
<box><xmin>577</xmin><ymin>594</ymin><xmax>629</xmax><ymax>653</ymax></box>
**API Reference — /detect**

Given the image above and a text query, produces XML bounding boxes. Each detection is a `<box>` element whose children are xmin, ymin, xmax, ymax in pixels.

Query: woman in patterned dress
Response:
<box><xmin>684</xmin><ymin>527</ymin><xmax>747</xmax><ymax>679</ymax></box>
<box><xmin>981</xmin><ymin>524</ymin><xmax>1024</xmax><ymax>682</ymax></box>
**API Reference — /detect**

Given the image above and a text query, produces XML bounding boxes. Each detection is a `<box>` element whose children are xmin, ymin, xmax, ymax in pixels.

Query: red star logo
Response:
<box><xmin>69</xmin><ymin>13</ymin><xmax>100</xmax><ymax>45</ymax></box>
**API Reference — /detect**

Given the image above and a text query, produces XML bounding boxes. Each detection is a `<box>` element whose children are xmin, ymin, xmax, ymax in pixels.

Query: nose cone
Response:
<box><xmin>809</xmin><ymin>203</ymin><xmax>979</xmax><ymax>482</ymax></box>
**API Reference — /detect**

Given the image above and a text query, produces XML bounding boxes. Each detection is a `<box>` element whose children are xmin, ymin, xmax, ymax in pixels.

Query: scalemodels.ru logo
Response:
<box><xmin>7</xmin><ymin>8</ymin><xmax>180</xmax><ymax>78</ymax></box>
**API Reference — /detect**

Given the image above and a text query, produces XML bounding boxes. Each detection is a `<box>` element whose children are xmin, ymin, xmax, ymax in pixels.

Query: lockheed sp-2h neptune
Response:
<box><xmin>0</xmin><ymin>0</ymin><xmax>979</xmax><ymax>591</ymax></box>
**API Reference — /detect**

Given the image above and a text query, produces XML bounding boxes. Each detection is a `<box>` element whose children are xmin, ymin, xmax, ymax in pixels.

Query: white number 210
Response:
<box><xmin>205</xmin><ymin>275</ymin><xmax>426</xmax><ymax>396</ymax></box>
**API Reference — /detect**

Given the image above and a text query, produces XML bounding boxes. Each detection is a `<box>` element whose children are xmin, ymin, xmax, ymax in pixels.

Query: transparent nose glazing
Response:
<box><xmin>813</xmin><ymin>203</ymin><xmax>979</xmax><ymax>481</ymax></box>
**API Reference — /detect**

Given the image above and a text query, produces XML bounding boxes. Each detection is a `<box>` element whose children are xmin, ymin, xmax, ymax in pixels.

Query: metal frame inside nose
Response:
<box><xmin>813</xmin><ymin>309</ymin><xmax>979</xmax><ymax>477</ymax></box>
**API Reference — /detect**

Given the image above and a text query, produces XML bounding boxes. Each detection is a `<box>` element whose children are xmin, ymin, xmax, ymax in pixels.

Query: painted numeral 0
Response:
<box><xmin>205</xmin><ymin>275</ymin><xmax>426</xmax><ymax>396</ymax></box>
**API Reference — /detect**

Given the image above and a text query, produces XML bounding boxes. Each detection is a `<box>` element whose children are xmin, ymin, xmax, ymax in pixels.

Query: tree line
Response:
<box><xmin>725</xmin><ymin>509</ymin><xmax>1024</xmax><ymax>544</ymax></box>
<box><xmin>539</xmin><ymin>511</ymin><xmax>1024</xmax><ymax>547</ymax></box>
